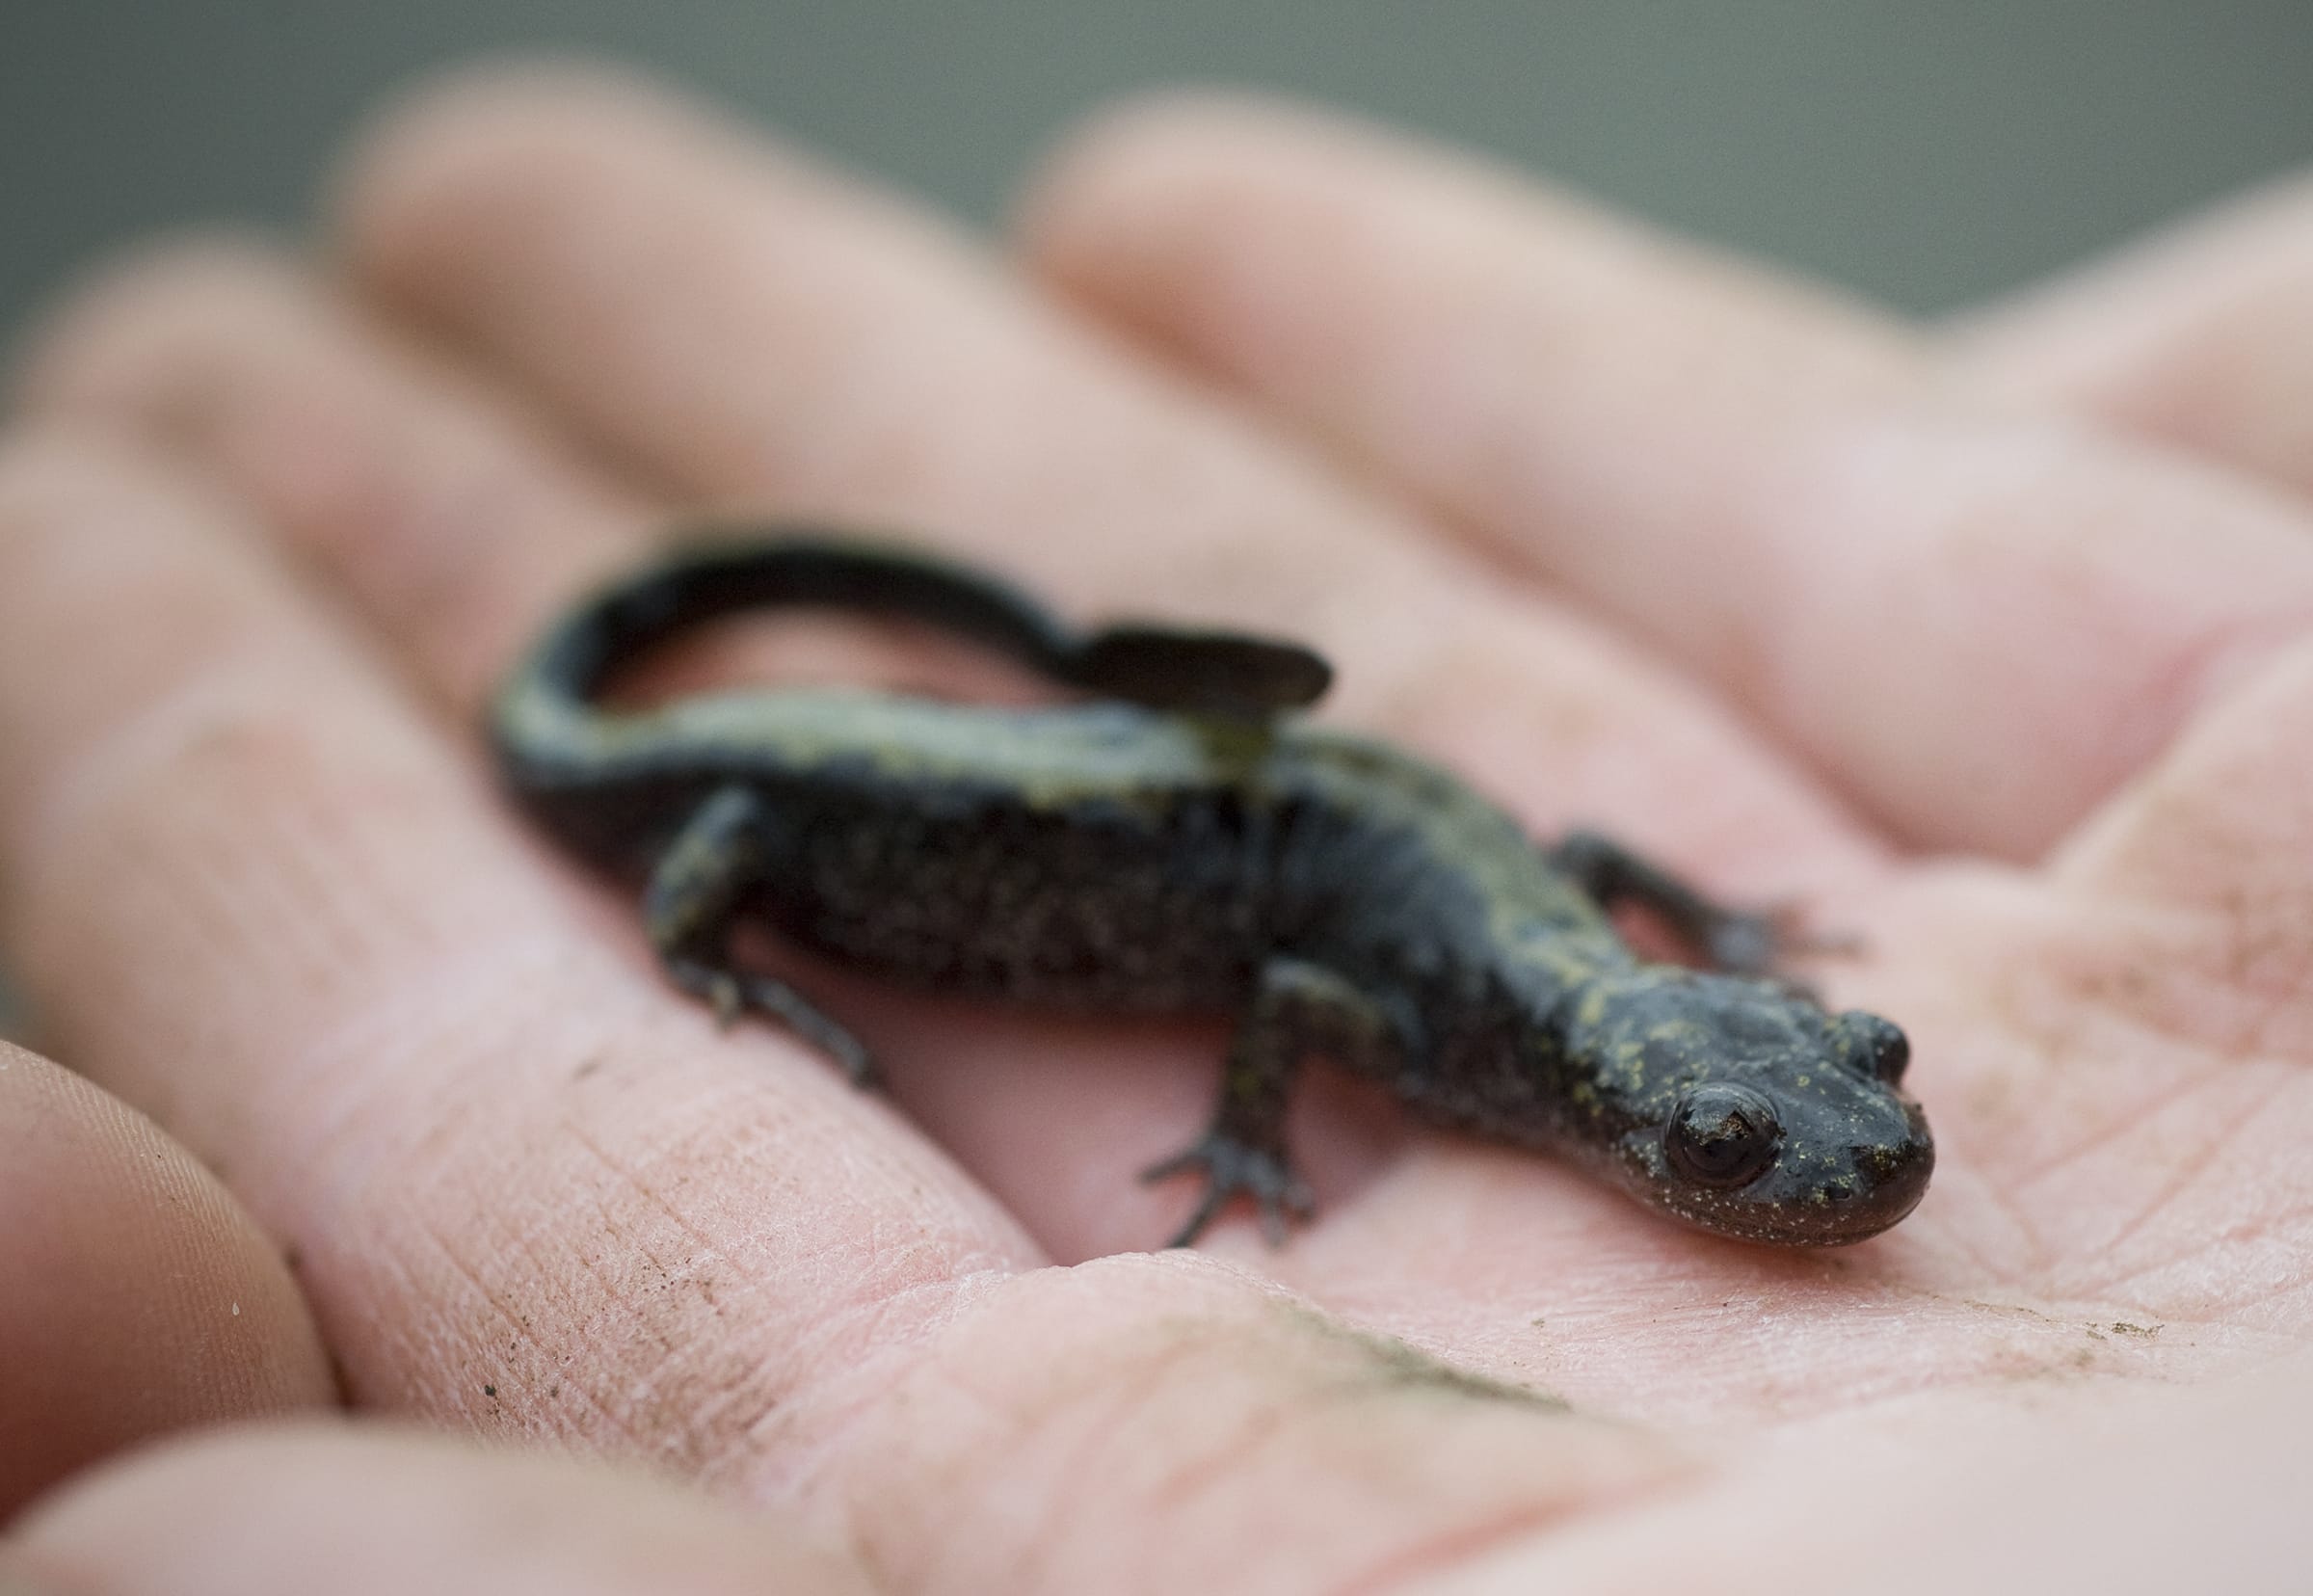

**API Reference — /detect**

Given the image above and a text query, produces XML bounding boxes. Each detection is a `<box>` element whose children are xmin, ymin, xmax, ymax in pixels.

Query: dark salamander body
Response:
<box><xmin>493</xmin><ymin>536</ymin><xmax>1932</xmax><ymax>1247</ymax></box>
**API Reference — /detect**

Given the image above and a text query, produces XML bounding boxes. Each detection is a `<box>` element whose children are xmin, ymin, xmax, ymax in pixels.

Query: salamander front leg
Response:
<box><xmin>1144</xmin><ymin>956</ymin><xmax>1402</xmax><ymax>1248</ymax></box>
<box><xmin>646</xmin><ymin>785</ymin><xmax>879</xmax><ymax>1086</ymax></box>
<box><xmin>1548</xmin><ymin>829</ymin><xmax>1855</xmax><ymax>982</ymax></box>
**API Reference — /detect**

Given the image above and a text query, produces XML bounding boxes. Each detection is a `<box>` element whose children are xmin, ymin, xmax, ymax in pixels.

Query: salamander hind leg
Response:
<box><xmin>645</xmin><ymin>785</ymin><xmax>880</xmax><ymax>1086</ymax></box>
<box><xmin>1547</xmin><ymin>829</ymin><xmax>1856</xmax><ymax>985</ymax></box>
<box><xmin>1143</xmin><ymin>957</ymin><xmax>1402</xmax><ymax>1248</ymax></box>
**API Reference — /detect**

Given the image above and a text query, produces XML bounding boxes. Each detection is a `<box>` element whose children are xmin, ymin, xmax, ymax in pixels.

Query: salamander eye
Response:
<box><xmin>1841</xmin><ymin>1013</ymin><xmax>1910</xmax><ymax>1084</ymax></box>
<box><xmin>1664</xmin><ymin>1084</ymin><xmax>1782</xmax><ymax>1188</ymax></box>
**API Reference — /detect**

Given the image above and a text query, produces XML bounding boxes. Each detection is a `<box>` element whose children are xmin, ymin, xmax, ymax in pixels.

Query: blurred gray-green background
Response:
<box><xmin>8</xmin><ymin>1</ymin><xmax>2313</xmax><ymax>333</ymax></box>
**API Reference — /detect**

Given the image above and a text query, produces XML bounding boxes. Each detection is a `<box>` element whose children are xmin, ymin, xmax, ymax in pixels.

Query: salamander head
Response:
<box><xmin>1562</xmin><ymin>971</ymin><xmax>1933</xmax><ymax>1245</ymax></box>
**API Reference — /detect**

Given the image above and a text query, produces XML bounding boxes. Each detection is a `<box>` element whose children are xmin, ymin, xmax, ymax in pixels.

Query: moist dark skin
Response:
<box><xmin>492</xmin><ymin>534</ymin><xmax>1934</xmax><ymax>1248</ymax></box>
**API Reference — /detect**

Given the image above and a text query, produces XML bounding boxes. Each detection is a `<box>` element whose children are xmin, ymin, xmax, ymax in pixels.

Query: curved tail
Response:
<box><xmin>504</xmin><ymin>531</ymin><xmax>1335</xmax><ymax>717</ymax></box>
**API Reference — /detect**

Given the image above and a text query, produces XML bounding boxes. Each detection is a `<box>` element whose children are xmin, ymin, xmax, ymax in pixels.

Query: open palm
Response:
<box><xmin>7</xmin><ymin>66</ymin><xmax>2311</xmax><ymax>1593</ymax></box>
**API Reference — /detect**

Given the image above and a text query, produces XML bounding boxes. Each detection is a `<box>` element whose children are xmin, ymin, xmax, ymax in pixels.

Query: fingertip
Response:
<box><xmin>0</xmin><ymin>1045</ymin><xmax>333</xmax><ymax>1519</ymax></box>
<box><xmin>335</xmin><ymin>59</ymin><xmax>659</xmax><ymax>290</ymax></box>
<box><xmin>9</xmin><ymin>233</ymin><xmax>310</xmax><ymax>426</ymax></box>
<box><xmin>332</xmin><ymin>58</ymin><xmax>791</xmax><ymax>310</ymax></box>
<box><xmin>1019</xmin><ymin>89</ymin><xmax>1382</xmax><ymax>289</ymax></box>
<box><xmin>1019</xmin><ymin>86</ymin><xmax>1572</xmax><ymax>303</ymax></box>
<box><xmin>1024</xmin><ymin>86</ymin><xmax>1418</xmax><ymax>221</ymax></box>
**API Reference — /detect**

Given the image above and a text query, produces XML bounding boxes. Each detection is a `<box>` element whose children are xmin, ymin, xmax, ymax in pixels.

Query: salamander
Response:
<box><xmin>492</xmin><ymin>534</ymin><xmax>1933</xmax><ymax>1247</ymax></box>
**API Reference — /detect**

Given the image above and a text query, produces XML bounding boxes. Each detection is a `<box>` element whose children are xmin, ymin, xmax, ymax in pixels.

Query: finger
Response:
<box><xmin>0</xmin><ymin>1042</ymin><xmax>332</xmax><ymax>1518</ymax></box>
<box><xmin>330</xmin><ymin>66</ymin><xmax>1877</xmax><ymax>882</ymax></box>
<box><xmin>1020</xmin><ymin>95</ymin><xmax>2313</xmax><ymax>861</ymax></box>
<box><xmin>0</xmin><ymin>427</ymin><xmax>1038</xmax><ymax>1470</ymax></box>
<box><xmin>11</xmin><ymin>1423</ymin><xmax>876</xmax><ymax>1596</ymax></box>
<box><xmin>1950</xmin><ymin>173</ymin><xmax>2313</xmax><ymax>501</ymax></box>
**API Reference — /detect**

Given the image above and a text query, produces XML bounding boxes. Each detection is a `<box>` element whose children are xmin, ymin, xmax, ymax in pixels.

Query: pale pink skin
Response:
<box><xmin>7</xmin><ymin>64</ymin><xmax>2313</xmax><ymax>1594</ymax></box>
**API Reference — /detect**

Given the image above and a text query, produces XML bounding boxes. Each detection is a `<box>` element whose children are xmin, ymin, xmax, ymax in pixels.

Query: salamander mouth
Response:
<box><xmin>1665</xmin><ymin>1164</ymin><xmax>1931</xmax><ymax>1244</ymax></box>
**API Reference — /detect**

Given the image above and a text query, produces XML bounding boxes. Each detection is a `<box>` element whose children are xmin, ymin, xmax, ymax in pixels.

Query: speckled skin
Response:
<box><xmin>492</xmin><ymin>536</ymin><xmax>1933</xmax><ymax>1247</ymax></box>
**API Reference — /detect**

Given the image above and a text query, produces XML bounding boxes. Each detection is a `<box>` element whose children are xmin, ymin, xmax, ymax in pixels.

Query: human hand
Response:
<box><xmin>7</xmin><ymin>65</ymin><xmax>2313</xmax><ymax>1592</ymax></box>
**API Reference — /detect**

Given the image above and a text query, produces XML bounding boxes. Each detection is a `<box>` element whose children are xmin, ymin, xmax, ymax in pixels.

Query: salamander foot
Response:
<box><xmin>1142</xmin><ymin>1132</ymin><xmax>1316</xmax><ymax>1248</ymax></box>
